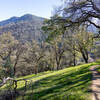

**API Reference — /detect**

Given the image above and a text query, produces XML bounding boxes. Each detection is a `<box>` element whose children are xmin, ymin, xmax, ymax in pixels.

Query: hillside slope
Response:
<box><xmin>0</xmin><ymin>14</ymin><xmax>45</xmax><ymax>42</ymax></box>
<box><xmin>0</xmin><ymin>63</ymin><xmax>96</xmax><ymax>100</ymax></box>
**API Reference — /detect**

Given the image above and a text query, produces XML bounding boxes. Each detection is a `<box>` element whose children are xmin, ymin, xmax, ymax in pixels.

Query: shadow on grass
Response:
<box><xmin>16</xmin><ymin>64</ymin><xmax>92</xmax><ymax>100</ymax></box>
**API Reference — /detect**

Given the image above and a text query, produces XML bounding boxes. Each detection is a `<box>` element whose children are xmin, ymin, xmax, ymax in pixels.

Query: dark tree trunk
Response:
<box><xmin>73</xmin><ymin>57</ymin><xmax>76</xmax><ymax>66</ymax></box>
<box><xmin>56</xmin><ymin>62</ymin><xmax>60</xmax><ymax>70</ymax></box>
<box><xmin>81</xmin><ymin>51</ymin><xmax>88</xmax><ymax>63</ymax></box>
<box><xmin>13</xmin><ymin>53</ymin><xmax>20</xmax><ymax>76</ymax></box>
<box><xmin>73</xmin><ymin>50</ymin><xmax>76</xmax><ymax>66</ymax></box>
<box><xmin>34</xmin><ymin>65</ymin><xmax>38</xmax><ymax>74</ymax></box>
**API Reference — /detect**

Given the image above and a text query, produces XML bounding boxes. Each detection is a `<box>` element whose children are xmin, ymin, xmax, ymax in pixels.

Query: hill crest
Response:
<box><xmin>0</xmin><ymin>14</ymin><xmax>46</xmax><ymax>42</ymax></box>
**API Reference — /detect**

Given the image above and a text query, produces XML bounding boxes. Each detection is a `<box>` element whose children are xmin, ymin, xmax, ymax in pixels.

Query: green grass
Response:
<box><xmin>96</xmin><ymin>65</ymin><xmax>100</xmax><ymax>73</ymax></box>
<box><xmin>0</xmin><ymin>62</ymin><xmax>99</xmax><ymax>100</ymax></box>
<box><xmin>15</xmin><ymin>63</ymin><xmax>96</xmax><ymax>100</ymax></box>
<box><xmin>97</xmin><ymin>67</ymin><xmax>100</xmax><ymax>72</ymax></box>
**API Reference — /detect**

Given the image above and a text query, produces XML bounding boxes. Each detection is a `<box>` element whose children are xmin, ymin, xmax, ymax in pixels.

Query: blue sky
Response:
<box><xmin>0</xmin><ymin>0</ymin><xmax>62</xmax><ymax>21</ymax></box>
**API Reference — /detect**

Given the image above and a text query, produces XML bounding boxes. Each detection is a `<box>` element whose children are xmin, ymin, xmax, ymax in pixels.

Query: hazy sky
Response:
<box><xmin>0</xmin><ymin>0</ymin><xmax>62</xmax><ymax>21</ymax></box>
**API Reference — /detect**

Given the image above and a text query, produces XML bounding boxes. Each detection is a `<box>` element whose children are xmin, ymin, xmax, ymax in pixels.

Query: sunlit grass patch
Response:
<box><xmin>1</xmin><ymin>62</ymin><xmax>99</xmax><ymax>100</ymax></box>
<box><xmin>15</xmin><ymin>63</ymin><xmax>94</xmax><ymax>100</ymax></box>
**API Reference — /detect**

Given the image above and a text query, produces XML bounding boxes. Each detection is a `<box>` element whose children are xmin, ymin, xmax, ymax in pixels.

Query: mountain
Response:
<box><xmin>0</xmin><ymin>14</ymin><xmax>46</xmax><ymax>42</ymax></box>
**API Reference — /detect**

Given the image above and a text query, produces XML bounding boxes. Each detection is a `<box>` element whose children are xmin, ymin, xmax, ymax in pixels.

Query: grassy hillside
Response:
<box><xmin>0</xmin><ymin>63</ymin><xmax>98</xmax><ymax>100</ymax></box>
<box><xmin>95</xmin><ymin>60</ymin><xmax>100</xmax><ymax>73</ymax></box>
<box><xmin>16</xmin><ymin>63</ymin><xmax>95</xmax><ymax>100</ymax></box>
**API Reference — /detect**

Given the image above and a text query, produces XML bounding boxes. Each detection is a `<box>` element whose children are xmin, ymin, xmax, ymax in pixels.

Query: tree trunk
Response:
<box><xmin>73</xmin><ymin>51</ymin><xmax>76</xmax><ymax>66</ymax></box>
<box><xmin>81</xmin><ymin>51</ymin><xmax>88</xmax><ymax>63</ymax></box>
<box><xmin>56</xmin><ymin>62</ymin><xmax>60</xmax><ymax>70</ymax></box>
<box><xmin>34</xmin><ymin>65</ymin><xmax>38</xmax><ymax>74</ymax></box>
<box><xmin>13</xmin><ymin>55</ymin><xmax>20</xmax><ymax>76</ymax></box>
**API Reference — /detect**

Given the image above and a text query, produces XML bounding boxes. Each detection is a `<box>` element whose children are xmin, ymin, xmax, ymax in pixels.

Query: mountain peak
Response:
<box><xmin>22</xmin><ymin>14</ymin><xmax>33</xmax><ymax>17</ymax></box>
<box><xmin>0</xmin><ymin>14</ymin><xmax>45</xmax><ymax>42</ymax></box>
<box><xmin>20</xmin><ymin>14</ymin><xmax>45</xmax><ymax>21</ymax></box>
<box><xmin>0</xmin><ymin>14</ymin><xmax>45</xmax><ymax>26</ymax></box>
<box><xmin>20</xmin><ymin>14</ymin><xmax>36</xmax><ymax>21</ymax></box>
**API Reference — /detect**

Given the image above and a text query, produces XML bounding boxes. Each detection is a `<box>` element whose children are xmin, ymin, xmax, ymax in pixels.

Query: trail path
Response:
<box><xmin>90</xmin><ymin>65</ymin><xmax>100</xmax><ymax>100</ymax></box>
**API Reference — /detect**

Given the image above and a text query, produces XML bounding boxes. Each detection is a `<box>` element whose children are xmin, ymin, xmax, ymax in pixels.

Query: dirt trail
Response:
<box><xmin>90</xmin><ymin>65</ymin><xmax>100</xmax><ymax>100</ymax></box>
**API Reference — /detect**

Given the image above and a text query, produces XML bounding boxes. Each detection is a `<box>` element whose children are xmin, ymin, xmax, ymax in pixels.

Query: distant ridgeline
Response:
<box><xmin>0</xmin><ymin>14</ymin><xmax>99</xmax><ymax>43</ymax></box>
<box><xmin>0</xmin><ymin>14</ymin><xmax>46</xmax><ymax>42</ymax></box>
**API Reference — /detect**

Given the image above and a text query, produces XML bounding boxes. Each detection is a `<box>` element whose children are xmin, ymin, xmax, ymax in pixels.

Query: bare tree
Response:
<box><xmin>13</xmin><ymin>43</ymin><xmax>26</xmax><ymax>76</ymax></box>
<box><xmin>23</xmin><ymin>40</ymin><xmax>45</xmax><ymax>74</ymax></box>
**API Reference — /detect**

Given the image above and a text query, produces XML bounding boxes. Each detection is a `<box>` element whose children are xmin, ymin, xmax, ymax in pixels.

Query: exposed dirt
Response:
<box><xmin>90</xmin><ymin>65</ymin><xmax>100</xmax><ymax>100</ymax></box>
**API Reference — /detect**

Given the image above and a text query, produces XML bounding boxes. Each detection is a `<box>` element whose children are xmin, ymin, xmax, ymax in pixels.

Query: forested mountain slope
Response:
<box><xmin>0</xmin><ymin>14</ymin><xmax>45</xmax><ymax>42</ymax></box>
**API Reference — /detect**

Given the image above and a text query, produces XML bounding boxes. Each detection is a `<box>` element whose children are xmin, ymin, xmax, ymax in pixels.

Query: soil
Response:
<box><xmin>90</xmin><ymin>65</ymin><xmax>100</xmax><ymax>100</ymax></box>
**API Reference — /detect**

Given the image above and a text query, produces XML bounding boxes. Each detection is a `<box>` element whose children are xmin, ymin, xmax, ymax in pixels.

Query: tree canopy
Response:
<box><xmin>56</xmin><ymin>0</ymin><xmax>100</xmax><ymax>32</ymax></box>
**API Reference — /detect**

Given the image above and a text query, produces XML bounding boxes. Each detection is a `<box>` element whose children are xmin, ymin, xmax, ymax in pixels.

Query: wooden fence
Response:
<box><xmin>0</xmin><ymin>78</ymin><xmax>34</xmax><ymax>100</ymax></box>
